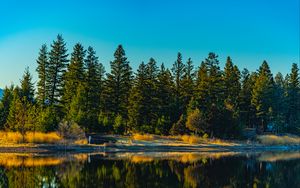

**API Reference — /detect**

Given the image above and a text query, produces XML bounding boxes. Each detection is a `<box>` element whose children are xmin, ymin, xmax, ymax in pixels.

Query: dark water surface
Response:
<box><xmin>0</xmin><ymin>151</ymin><xmax>299</xmax><ymax>188</ymax></box>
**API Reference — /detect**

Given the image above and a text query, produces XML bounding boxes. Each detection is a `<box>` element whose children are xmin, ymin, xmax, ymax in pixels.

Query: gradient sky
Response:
<box><xmin>0</xmin><ymin>0</ymin><xmax>299</xmax><ymax>88</ymax></box>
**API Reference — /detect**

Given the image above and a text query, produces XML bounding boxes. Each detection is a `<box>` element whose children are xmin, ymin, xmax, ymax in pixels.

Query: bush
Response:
<box><xmin>57</xmin><ymin>120</ymin><xmax>85</xmax><ymax>140</ymax></box>
<box><xmin>186</xmin><ymin>108</ymin><xmax>207</xmax><ymax>135</ymax></box>
<box><xmin>113</xmin><ymin>114</ymin><xmax>125</xmax><ymax>134</ymax></box>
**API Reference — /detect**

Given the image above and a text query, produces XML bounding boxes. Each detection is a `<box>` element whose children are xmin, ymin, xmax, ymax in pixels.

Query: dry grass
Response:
<box><xmin>181</xmin><ymin>135</ymin><xmax>204</xmax><ymax>144</ymax></box>
<box><xmin>74</xmin><ymin>139</ymin><xmax>88</xmax><ymax>145</ymax></box>
<box><xmin>257</xmin><ymin>134</ymin><xmax>300</xmax><ymax>145</ymax></box>
<box><xmin>132</xmin><ymin>133</ymin><xmax>154</xmax><ymax>141</ymax></box>
<box><xmin>180</xmin><ymin>135</ymin><xmax>237</xmax><ymax>146</ymax></box>
<box><xmin>26</xmin><ymin>132</ymin><xmax>61</xmax><ymax>144</ymax></box>
<box><xmin>0</xmin><ymin>131</ymin><xmax>62</xmax><ymax>144</ymax></box>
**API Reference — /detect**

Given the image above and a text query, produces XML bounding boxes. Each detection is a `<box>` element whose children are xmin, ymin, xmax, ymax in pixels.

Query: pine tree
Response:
<box><xmin>68</xmin><ymin>83</ymin><xmax>87</xmax><ymax>129</ymax></box>
<box><xmin>171</xmin><ymin>52</ymin><xmax>185</xmax><ymax>119</ymax></box>
<box><xmin>128</xmin><ymin>59</ymin><xmax>159</xmax><ymax>133</ymax></box>
<box><xmin>104</xmin><ymin>45</ymin><xmax>132</xmax><ymax>120</ymax></box>
<box><xmin>47</xmin><ymin>35</ymin><xmax>69</xmax><ymax>105</ymax></box>
<box><xmin>273</xmin><ymin>72</ymin><xmax>286</xmax><ymax>132</ymax></box>
<box><xmin>0</xmin><ymin>85</ymin><xmax>14</xmax><ymax>129</ymax></box>
<box><xmin>36</xmin><ymin>44</ymin><xmax>48</xmax><ymax>105</ymax></box>
<box><xmin>251</xmin><ymin>61</ymin><xmax>274</xmax><ymax>131</ymax></box>
<box><xmin>181</xmin><ymin>58</ymin><xmax>195</xmax><ymax>112</ymax></box>
<box><xmin>20</xmin><ymin>67</ymin><xmax>35</xmax><ymax>103</ymax></box>
<box><xmin>157</xmin><ymin>63</ymin><xmax>175</xmax><ymax>133</ymax></box>
<box><xmin>62</xmin><ymin>43</ymin><xmax>85</xmax><ymax>112</ymax></box>
<box><xmin>286</xmin><ymin>63</ymin><xmax>300</xmax><ymax>132</ymax></box>
<box><xmin>85</xmin><ymin>46</ymin><xmax>105</xmax><ymax>131</ymax></box>
<box><xmin>195</xmin><ymin>61</ymin><xmax>209</xmax><ymax>111</ymax></box>
<box><xmin>223</xmin><ymin>57</ymin><xmax>241</xmax><ymax>115</ymax></box>
<box><xmin>239</xmin><ymin>69</ymin><xmax>256</xmax><ymax>128</ymax></box>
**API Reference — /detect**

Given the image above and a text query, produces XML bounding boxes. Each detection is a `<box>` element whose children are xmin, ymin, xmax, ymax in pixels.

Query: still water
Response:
<box><xmin>0</xmin><ymin>151</ymin><xmax>299</xmax><ymax>188</ymax></box>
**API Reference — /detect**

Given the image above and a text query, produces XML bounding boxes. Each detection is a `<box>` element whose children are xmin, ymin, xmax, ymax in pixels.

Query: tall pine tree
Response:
<box><xmin>47</xmin><ymin>35</ymin><xmax>69</xmax><ymax>105</ymax></box>
<box><xmin>36</xmin><ymin>44</ymin><xmax>48</xmax><ymax>105</ymax></box>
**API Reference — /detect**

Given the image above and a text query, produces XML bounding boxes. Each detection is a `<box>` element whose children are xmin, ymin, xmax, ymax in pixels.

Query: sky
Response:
<box><xmin>0</xmin><ymin>0</ymin><xmax>299</xmax><ymax>88</ymax></box>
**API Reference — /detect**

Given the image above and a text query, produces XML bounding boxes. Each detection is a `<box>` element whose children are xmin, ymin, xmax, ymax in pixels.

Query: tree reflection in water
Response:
<box><xmin>0</xmin><ymin>152</ymin><xmax>299</xmax><ymax>188</ymax></box>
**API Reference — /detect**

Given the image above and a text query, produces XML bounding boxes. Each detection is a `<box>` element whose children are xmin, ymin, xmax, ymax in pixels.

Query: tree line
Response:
<box><xmin>0</xmin><ymin>35</ymin><xmax>299</xmax><ymax>138</ymax></box>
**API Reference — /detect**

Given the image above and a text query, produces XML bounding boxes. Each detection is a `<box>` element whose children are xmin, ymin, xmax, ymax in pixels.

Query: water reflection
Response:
<box><xmin>0</xmin><ymin>151</ymin><xmax>299</xmax><ymax>187</ymax></box>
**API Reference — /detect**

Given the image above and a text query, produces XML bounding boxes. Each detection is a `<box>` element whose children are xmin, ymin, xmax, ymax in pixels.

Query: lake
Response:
<box><xmin>0</xmin><ymin>151</ymin><xmax>299</xmax><ymax>188</ymax></box>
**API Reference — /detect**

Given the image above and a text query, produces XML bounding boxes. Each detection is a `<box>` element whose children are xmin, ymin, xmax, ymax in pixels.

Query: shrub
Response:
<box><xmin>113</xmin><ymin>114</ymin><xmax>125</xmax><ymax>134</ymax></box>
<box><xmin>58</xmin><ymin>120</ymin><xmax>85</xmax><ymax>140</ymax></box>
<box><xmin>186</xmin><ymin>108</ymin><xmax>207</xmax><ymax>135</ymax></box>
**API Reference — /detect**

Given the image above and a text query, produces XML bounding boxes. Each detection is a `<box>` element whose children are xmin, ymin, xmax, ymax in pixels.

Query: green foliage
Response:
<box><xmin>170</xmin><ymin>115</ymin><xmax>188</xmax><ymax>135</ymax></box>
<box><xmin>36</xmin><ymin>44</ymin><xmax>48</xmax><ymax>105</ymax></box>
<box><xmin>36</xmin><ymin>106</ymin><xmax>59</xmax><ymax>132</ymax></box>
<box><xmin>1</xmin><ymin>35</ymin><xmax>300</xmax><ymax>139</ymax></box>
<box><xmin>251</xmin><ymin>61</ymin><xmax>274</xmax><ymax>131</ymax></box>
<box><xmin>47</xmin><ymin>35</ymin><xmax>69</xmax><ymax>105</ymax></box>
<box><xmin>186</xmin><ymin>108</ymin><xmax>207</xmax><ymax>135</ymax></box>
<box><xmin>113</xmin><ymin>114</ymin><xmax>125</xmax><ymax>134</ymax></box>
<box><xmin>58</xmin><ymin>120</ymin><xmax>85</xmax><ymax>140</ymax></box>
<box><xmin>104</xmin><ymin>45</ymin><xmax>132</xmax><ymax>118</ymax></box>
<box><xmin>20</xmin><ymin>67</ymin><xmax>35</xmax><ymax>103</ymax></box>
<box><xmin>62</xmin><ymin>43</ymin><xmax>86</xmax><ymax>112</ymax></box>
<box><xmin>0</xmin><ymin>86</ymin><xmax>14</xmax><ymax>129</ymax></box>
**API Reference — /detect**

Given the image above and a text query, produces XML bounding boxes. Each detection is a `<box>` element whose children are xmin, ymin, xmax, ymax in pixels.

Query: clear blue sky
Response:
<box><xmin>0</xmin><ymin>0</ymin><xmax>299</xmax><ymax>88</ymax></box>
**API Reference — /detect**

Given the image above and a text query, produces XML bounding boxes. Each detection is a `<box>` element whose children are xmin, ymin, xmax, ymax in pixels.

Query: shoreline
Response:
<box><xmin>1</xmin><ymin>143</ymin><xmax>300</xmax><ymax>154</ymax></box>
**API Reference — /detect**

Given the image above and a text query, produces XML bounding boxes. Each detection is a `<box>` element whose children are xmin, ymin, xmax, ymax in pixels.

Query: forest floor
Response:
<box><xmin>0</xmin><ymin>134</ymin><xmax>300</xmax><ymax>154</ymax></box>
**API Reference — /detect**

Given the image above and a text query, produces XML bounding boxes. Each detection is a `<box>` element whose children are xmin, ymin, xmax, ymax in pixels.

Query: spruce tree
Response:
<box><xmin>47</xmin><ymin>35</ymin><xmax>69</xmax><ymax>105</ymax></box>
<box><xmin>85</xmin><ymin>46</ymin><xmax>105</xmax><ymax>131</ymax></box>
<box><xmin>20</xmin><ymin>67</ymin><xmax>35</xmax><ymax>103</ymax></box>
<box><xmin>181</xmin><ymin>58</ymin><xmax>195</xmax><ymax>112</ymax></box>
<box><xmin>104</xmin><ymin>45</ymin><xmax>132</xmax><ymax>120</ymax></box>
<box><xmin>128</xmin><ymin>62</ymin><xmax>147</xmax><ymax>132</ymax></box>
<box><xmin>157</xmin><ymin>63</ymin><xmax>174</xmax><ymax>134</ymax></box>
<box><xmin>239</xmin><ymin>69</ymin><xmax>256</xmax><ymax>128</ymax></box>
<box><xmin>36</xmin><ymin>44</ymin><xmax>48</xmax><ymax>105</ymax></box>
<box><xmin>286</xmin><ymin>63</ymin><xmax>300</xmax><ymax>132</ymax></box>
<box><xmin>223</xmin><ymin>57</ymin><xmax>241</xmax><ymax>115</ymax></box>
<box><xmin>273</xmin><ymin>72</ymin><xmax>286</xmax><ymax>132</ymax></box>
<box><xmin>128</xmin><ymin>58</ymin><xmax>159</xmax><ymax>133</ymax></box>
<box><xmin>171</xmin><ymin>52</ymin><xmax>185</xmax><ymax>119</ymax></box>
<box><xmin>251</xmin><ymin>61</ymin><xmax>274</xmax><ymax>131</ymax></box>
<box><xmin>63</xmin><ymin>43</ymin><xmax>85</xmax><ymax>112</ymax></box>
<box><xmin>0</xmin><ymin>85</ymin><xmax>14</xmax><ymax>129</ymax></box>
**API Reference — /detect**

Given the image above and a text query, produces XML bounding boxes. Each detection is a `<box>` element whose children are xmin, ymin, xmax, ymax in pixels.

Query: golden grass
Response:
<box><xmin>25</xmin><ymin>132</ymin><xmax>61</xmax><ymax>144</ymax></box>
<box><xmin>0</xmin><ymin>131</ymin><xmax>62</xmax><ymax>144</ymax></box>
<box><xmin>257</xmin><ymin>134</ymin><xmax>300</xmax><ymax>145</ymax></box>
<box><xmin>180</xmin><ymin>135</ymin><xmax>237</xmax><ymax>146</ymax></box>
<box><xmin>132</xmin><ymin>133</ymin><xmax>154</xmax><ymax>141</ymax></box>
<box><xmin>181</xmin><ymin>135</ymin><xmax>204</xmax><ymax>144</ymax></box>
<box><xmin>74</xmin><ymin>139</ymin><xmax>88</xmax><ymax>145</ymax></box>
